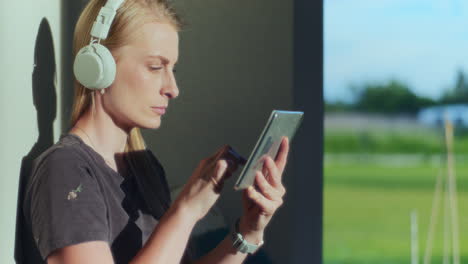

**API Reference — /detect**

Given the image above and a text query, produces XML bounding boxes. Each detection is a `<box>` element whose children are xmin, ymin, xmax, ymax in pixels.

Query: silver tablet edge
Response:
<box><xmin>234</xmin><ymin>111</ymin><xmax>278</xmax><ymax>190</ymax></box>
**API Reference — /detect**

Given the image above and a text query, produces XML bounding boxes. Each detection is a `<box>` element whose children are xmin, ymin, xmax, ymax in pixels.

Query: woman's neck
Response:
<box><xmin>70</xmin><ymin>107</ymin><xmax>129</xmax><ymax>166</ymax></box>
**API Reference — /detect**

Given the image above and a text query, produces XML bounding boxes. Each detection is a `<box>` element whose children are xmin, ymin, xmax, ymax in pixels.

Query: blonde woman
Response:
<box><xmin>22</xmin><ymin>0</ymin><xmax>290</xmax><ymax>263</ymax></box>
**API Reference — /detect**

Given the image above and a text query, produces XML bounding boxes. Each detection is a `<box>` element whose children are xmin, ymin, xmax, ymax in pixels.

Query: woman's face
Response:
<box><xmin>103</xmin><ymin>21</ymin><xmax>179</xmax><ymax>130</ymax></box>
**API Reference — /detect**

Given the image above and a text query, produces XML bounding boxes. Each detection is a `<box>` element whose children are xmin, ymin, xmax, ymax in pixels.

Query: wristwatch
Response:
<box><xmin>230</xmin><ymin>218</ymin><xmax>264</xmax><ymax>254</ymax></box>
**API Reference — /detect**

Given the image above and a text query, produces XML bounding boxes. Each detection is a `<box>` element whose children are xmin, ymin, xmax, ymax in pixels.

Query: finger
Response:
<box><xmin>246</xmin><ymin>185</ymin><xmax>281</xmax><ymax>216</ymax></box>
<box><xmin>259</xmin><ymin>155</ymin><xmax>271</xmax><ymax>182</ymax></box>
<box><xmin>213</xmin><ymin>145</ymin><xmax>241</xmax><ymax>172</ymax></box>
<box><xmin>262</xmin><ymin>156</ymin><xmax>283</xmax><ymax>188</ymax></box>
<box><xmin>213</xmin><ymin>156</ymin><xmax>238</xmax><ymax>184</ymax></box>
<box><xmin>215</xmin><ymin>159</ymin><xmax>229</xmax><ymax>181</ymax></box>
<box><xmin>274</xmin><ymin>137</ymin><xmax>290</xmax><ymax>173</ymax></box>
<box><xmin>260</xmin><ymin>155</ymin><xmax>269</xmax><ymax>180</ymax></box>
<box><xmin>210</xmin><ymin>176</ymin><xmax>224</xmax><ymax>193</ymax></box>
<box><xmin>208</xmin><ymin>159</ymin><xmax>230</xmax><ymax>193</ymax></box>
<box><xmin>254</xmin><ymin>170</ymin><xmax>282</xmax><ymax>201</ymax></box>
<box><xmin>218</xmin><ymin>160</ymin><xmax>237</xmax><ymax>183</ymax></box>
<box><xmin>242</xmin><ymin>189</ymin><xmax>255</xmax><ymax>210</ymax></box>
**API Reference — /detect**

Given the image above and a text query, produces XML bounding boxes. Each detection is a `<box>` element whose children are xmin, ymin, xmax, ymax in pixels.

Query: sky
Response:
<box><xmin>324</xmin><ymin>0</ymin><xmax>468</xmax><ymax>103</ymax></box>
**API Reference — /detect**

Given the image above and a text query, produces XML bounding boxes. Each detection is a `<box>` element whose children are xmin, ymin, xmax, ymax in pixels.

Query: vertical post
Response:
<box><xmin>444</xmin><ymin>118</ymin><xmax>460</xmax><ymax>264</ymax></box>
<box><xmin>293</xmin><ymin>0</ymin><xmax>323</xmax><ymax>263</ymax></box>
<box><xmin>411</xmin><ymin>210</ymin><xmax>419</xmax><ymax>264</ymax></box>
<box><xmin>423</xmin><ymin>168</ymin><xmax>443</xmax><ymax>264</ymax></box>
<box><xmin>442</xmin><ymin>178</ymin><xmax>451</xmax><ymax>264</ymax></box>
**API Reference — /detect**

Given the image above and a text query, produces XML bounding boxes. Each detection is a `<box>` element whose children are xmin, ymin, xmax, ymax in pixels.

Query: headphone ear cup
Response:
<box><xmin>73</xmin><ymin>44</ymin><xmax>116</xmax><ymax>89</ymax></box>
<box><xmin>93</xmin><ymin>44</ymin><xmax>116</xmax><ymax>89</ymax></box>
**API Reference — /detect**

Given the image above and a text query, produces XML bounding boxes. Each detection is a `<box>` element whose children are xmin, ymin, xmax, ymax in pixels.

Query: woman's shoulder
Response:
<box><xmin>26</xmin><ymin>134</ymin><xmax>98</xmax><ymax>197</ymax></box>
<box><xmin>33</xmin><ymin>134</ymin><xmax>90</xmax><ymax>172</ymax></box>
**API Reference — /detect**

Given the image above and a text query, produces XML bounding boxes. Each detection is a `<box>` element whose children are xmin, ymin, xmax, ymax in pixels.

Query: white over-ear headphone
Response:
<box><xmin>73</xmin><ymin>0</ymin><xmax>125</xmax><ymax>90</ymax></box>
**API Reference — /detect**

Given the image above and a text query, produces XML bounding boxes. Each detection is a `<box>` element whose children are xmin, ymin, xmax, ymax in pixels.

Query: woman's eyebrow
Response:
<box><xmin>147</xmin><ymin>55</ymin><xmax>171</xmax><ymax>64</ymax></box>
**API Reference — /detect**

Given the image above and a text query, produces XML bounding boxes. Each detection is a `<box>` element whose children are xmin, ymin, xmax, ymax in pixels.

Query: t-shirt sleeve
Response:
<box><xmin>27</xmin><ymin>147</ymin><xmax>109</xmax><ymax>260</ymax></box>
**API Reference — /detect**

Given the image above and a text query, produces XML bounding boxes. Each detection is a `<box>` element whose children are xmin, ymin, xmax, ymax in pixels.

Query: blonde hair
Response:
<box><xmin>71</xmin><ymin>0</ymin><xmax>183</xmax><ymax>152</ymax></box>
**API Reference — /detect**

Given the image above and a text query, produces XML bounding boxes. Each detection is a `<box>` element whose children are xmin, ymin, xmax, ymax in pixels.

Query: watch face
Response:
<box><xmin>231</xmin><ymin>233</ymin><xmax>242</xmax><ymax>248</ymax></box>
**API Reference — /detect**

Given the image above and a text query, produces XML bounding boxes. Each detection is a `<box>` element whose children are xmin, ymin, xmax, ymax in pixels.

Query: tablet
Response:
<box><xmin>234</xmin><ymin>110</ymin><xmax>304</xmax><ymax>190</ymax></box>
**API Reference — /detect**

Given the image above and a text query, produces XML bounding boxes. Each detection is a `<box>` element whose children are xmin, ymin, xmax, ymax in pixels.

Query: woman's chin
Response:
<box><xmin>133</xmin><ymin>115</ymin><xmax>162</xmax><ymax>130</ymax></box>
<box><xmin>142</xmin><ymin>118</ymin><xmax>162</xmax><ymax>130</ymax></box>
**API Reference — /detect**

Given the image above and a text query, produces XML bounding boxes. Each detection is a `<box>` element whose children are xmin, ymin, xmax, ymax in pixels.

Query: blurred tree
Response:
<box><xmin>351</xmin><ymin>80</ymin><xmax>435</xmax><ymax>114</ymax></box>
<box><xmin>440</xmin><ymin>69</ymin><xmax>468</xmax><ymax>103</ymax></box>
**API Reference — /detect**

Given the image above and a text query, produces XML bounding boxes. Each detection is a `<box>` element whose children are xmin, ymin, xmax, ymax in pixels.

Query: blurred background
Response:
<box><xmin>0</xmin><ymin>0</ymin><xmax>320</xmax><ymax>263</ymax></box>
<box><xmin>324</xmin><ymin>0</ymin><xmax>468</xmax><ymax>263</ymax></box>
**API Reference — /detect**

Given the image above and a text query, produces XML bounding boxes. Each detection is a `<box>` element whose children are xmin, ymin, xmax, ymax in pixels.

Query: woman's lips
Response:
<box><xmin>151</xmin><ymin>107</ymin><xmax>166</xmax><ymax>115</ymax></box>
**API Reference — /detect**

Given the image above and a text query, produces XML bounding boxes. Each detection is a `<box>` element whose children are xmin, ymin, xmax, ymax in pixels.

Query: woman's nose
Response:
<box><xmin>162</xmin><ymin>69</ymin><xmax>179</xmax><ymax>99</ymax></box>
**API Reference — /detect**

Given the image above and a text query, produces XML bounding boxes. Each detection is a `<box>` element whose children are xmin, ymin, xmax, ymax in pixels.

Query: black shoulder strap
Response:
<box><xmin>126</xmin><ymin>150</ymin><xmax>171</xmax><ymax>220</ymax></box>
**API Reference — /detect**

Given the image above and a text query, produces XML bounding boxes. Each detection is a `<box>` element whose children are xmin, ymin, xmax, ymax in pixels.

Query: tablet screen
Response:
<box><xmin>234</xmin><ymin>110</ymin><xmax>304</xmax><ymax>190</ymax></box>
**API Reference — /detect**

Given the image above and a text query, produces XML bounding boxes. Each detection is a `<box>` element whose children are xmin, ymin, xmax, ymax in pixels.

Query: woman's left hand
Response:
<box><xmin>238</xmin><ymin>136</ymin><xmax>289</xmax><ymax>242</ymax></box>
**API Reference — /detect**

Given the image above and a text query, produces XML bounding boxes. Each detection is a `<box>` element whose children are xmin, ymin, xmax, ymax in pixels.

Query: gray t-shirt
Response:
<box><xmin>22</xmin><ymin>133</ymin><xmax>193</xmax><ymax>263</ymax></box>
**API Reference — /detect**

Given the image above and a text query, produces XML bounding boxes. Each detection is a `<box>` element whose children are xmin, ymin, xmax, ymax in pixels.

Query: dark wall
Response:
<box><xmin>145</xmin><ymin>1</ymin><xmax>295</xmax><ymax>263</ymax></box>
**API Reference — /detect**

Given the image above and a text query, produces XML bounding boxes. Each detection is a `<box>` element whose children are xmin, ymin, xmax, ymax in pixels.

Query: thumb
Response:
<box><xmin>215</xmin><ymin>159</ymin><xmax>229</xmax><ymax>179</ymax></box>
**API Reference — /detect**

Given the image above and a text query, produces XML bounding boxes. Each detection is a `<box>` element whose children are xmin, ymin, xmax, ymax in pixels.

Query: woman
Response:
<box><xmin>23</xmin><ymin>0</ymin><xmax>289</xmax><ymax>263</ymax></box>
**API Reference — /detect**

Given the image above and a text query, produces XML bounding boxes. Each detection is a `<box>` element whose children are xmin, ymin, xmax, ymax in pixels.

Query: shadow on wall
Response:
<box><xmin>14</xmin><ymin>18</ymin><xmax>57</xmax><ymax>263</ymax></box>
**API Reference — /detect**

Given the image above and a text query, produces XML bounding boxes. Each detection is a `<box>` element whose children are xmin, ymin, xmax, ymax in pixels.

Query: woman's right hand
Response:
<box><xmin>173</xmin><ymin>145</ymin><xmax>246</xmax><ymax>221</ymax></box>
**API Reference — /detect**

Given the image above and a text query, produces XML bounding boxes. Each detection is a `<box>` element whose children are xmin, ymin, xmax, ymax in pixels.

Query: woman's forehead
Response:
<box><xmin>126</xmin><ymin>22</ymin><xmax>179</xmax><ymax>63</ymax></box>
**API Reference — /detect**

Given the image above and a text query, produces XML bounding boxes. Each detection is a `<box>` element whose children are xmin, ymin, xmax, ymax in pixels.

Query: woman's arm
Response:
<box><xmin>130</xmin><ymin>203</ymin><xmax>198</xmax><ymax>263</ymax></box>
<box><xmin>47</xmin><ymin>203</ymin><xmax>198</xmax><ymax>264</ymax></box>
<box><xmin>47</xmin><ymin>241</ymin><xmax>114</xmax><ymax>264</ymax></box>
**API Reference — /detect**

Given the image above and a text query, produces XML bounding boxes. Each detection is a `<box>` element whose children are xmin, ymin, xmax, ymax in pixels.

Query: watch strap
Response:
<box><xmin>230</xmin><ymin>218</ymin><xmax>264</xmax><ymax>254</ymax></box>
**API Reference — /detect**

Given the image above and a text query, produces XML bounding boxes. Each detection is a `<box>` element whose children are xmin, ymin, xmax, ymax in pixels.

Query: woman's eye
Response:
<box><xmin>149</xmin><ymin>66</ymin><xmax>162</xmax><ymax>71</ymax></box>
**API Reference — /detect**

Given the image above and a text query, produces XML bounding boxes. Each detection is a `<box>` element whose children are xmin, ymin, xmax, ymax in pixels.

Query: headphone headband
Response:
<box><xmin>90</xmin><ymin>0</ymin><xmax>125</xmax><ymax>40</ymax></box>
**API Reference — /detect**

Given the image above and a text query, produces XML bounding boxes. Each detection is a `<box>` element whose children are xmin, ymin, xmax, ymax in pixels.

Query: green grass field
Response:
<box><xmin>325</xmin><ymin>130</ymin><xmax>468</xmax><ymax>155</ymax></box>
<box><xmin>323</xmin><ymin>157</ymin><xmax>468</xmax><ymax>264</ymax></box>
